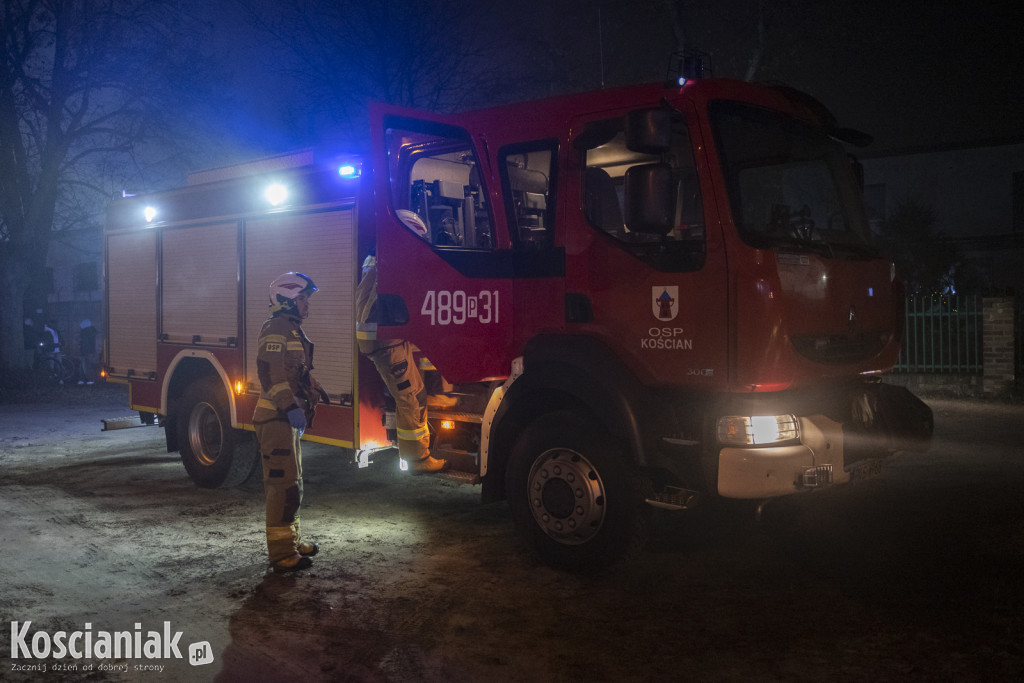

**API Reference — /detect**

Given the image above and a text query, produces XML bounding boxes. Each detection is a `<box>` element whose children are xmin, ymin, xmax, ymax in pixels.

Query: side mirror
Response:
<box><xmin>624</xmin><ymin>163</ymin><xmax>676</xmax><ymax>235</ymax></box>
<box><xmin>625</xmin><ymin>109</ymin><xmax>672</xmax><ymax>154</ymax></box>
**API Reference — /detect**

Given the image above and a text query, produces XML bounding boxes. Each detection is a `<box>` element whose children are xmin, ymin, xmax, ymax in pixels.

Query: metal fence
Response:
<box><xmin>893</xmin><ymin>294</ymin><xmax>983</xmax><ymax>374</ymax></box>
<box><xmin>1017</xmin><ymin>298</ymin><xmax>1024</xmax><ymax>382</ymax></box>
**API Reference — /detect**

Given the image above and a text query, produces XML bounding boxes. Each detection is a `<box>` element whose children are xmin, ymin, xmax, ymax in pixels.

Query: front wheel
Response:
<box><xmin>506</xmin><ymin>411</ymin><xmax>649</xmax><ymax>572</ymax></box>
<box><xmin>176</xmin><ymin>378</ymin><xmax>258</xmax><ymax>489</ymax></box>
<box><xmin>33</xmin><ymin>356</ymin><xmax>62</xmax><ymax>385</ymax></box>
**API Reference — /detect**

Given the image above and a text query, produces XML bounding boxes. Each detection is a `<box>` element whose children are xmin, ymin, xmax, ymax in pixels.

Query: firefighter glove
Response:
<box><xmin>286</xmin><ymin>406</ymin><xmax>307</xmax><ymax>434</ymax></box>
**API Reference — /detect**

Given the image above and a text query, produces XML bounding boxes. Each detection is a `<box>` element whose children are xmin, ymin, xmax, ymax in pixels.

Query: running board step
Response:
<box><xmin>645</xmin><ymin>487</ymin><xmax>701</xmax><ymax>511</ymax></box>
<box><xmin>437</xmin><ymin>470</ymin><xmax>481</xmax><ymax>485</ymax></box>
<box><xmin>101</xmin><ymin>416</ymin><xmax>151</xmax><ymax>431</ymax></box>
<box><xmin>428</xmin><ymin>410</ymin><xmax>484</xmax><ymax>424</ymax></box>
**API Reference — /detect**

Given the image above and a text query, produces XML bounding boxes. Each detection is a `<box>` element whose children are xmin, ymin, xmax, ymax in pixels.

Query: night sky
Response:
<box><xmin>209</xmin><ymin>0</ymin><xmax>1022</xmax><ymax>156</ymax></box>
<box><xmin>797</xmin><ymin>0</ymin><xmax>1024</xmax><ymax>153</ymax></box>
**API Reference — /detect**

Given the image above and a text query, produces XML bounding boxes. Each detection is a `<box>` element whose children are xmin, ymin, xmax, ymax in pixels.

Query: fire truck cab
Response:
<box><xmin>104</xmin><ymin>77</ymin><xmax>932</xmax><ymax>571</ymax></box>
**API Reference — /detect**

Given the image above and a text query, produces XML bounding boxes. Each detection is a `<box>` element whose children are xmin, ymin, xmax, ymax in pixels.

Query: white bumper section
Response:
<box><xmin>717</xmin><ymin>414</ymin><xmax>853</xmax><ymax>499</ymax></box>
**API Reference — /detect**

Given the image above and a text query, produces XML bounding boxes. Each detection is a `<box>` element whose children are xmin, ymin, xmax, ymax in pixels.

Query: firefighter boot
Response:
<box><xmin>406</xmin><ymin>455</ymin><xmax>449</xmax><ymax>474</ymax></box>
<box><xmin>271</xmin><ymin>554</ymin><xmax>313</xmax><ymax>574</ymax></box>
<box><xmin>292</xmin><ymin>519</ymin><xmax>318</xmax><ymax>557</ymax></box>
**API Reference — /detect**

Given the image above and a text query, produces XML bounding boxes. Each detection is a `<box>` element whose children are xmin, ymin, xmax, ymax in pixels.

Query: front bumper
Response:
<box><xmin>717</xmin><ymin>414</ymin><xmax>857</xmax><ymax>498</ymax></box>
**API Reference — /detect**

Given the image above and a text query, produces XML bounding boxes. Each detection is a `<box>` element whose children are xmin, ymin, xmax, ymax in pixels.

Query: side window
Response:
<box><xmin>386</xmin><ymin>123</ymin><xmax>492</xmax><ymax>249</ymax></box>
<box><xmin>500</xmin><ymin>142</ymin><xmax>556</xmax><ymax>248</ymax></box>
<box><xmin>581</xmin><ymin>115</ymin><xmax>704</xmax><ymax>246</ymax></box>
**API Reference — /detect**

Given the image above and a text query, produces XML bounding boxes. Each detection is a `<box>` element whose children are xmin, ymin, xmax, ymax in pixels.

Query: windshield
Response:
<box><xmin>710</xmin><ymin>101</ymin><xmax>874</xmax><ymax>255</ymax></box>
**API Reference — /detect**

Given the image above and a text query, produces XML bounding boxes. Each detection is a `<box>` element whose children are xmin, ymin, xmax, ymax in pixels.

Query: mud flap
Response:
<box><xmin>856</xmin><ymin>383</ymin><xmax>934</xmax><ymax>453</ymax></box>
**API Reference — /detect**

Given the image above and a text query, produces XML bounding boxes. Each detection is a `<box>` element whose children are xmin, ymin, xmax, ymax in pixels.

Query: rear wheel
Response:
<box><xmin>177</xmin><ymin>378</ymin><xmax>258</xmax><ymax>488</ymax></box>
<box><xmin>60</xmin><ymin>356</ymin><xmax>77</xmax><ymax>383</ymax></box>
<box><xmin>33</xmin><ymin>357</ymin><xmax>62</xmax><ymax>385</ymax></box>
<box><xmin>506</xmin><ymin>411</ymin><xmax>649</xmax><ymax>572</ymax></box>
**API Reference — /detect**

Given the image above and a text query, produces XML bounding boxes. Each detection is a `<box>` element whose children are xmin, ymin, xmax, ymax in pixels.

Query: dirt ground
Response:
<box><xmin>1</xmin><ymin>384</ymin><xmax>1023</xmax><ymax>682</ymax></box>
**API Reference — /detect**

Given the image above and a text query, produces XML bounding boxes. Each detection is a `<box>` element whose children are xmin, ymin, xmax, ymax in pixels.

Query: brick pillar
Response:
<box><xmin>983</xmin><ymin>296</ymin><xmax>1016</xmax><ymax>396</ymax></box>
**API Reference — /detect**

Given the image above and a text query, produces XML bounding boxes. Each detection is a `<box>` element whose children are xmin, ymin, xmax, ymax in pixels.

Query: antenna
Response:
<box><xmin>597</xmin><ymin>3</ymin><xmax>605</xmax><ymax>88</ymax></box>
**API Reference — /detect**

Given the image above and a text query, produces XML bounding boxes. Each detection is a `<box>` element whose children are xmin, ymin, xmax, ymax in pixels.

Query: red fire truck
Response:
<box><xmin>104</xmin><ymin>76</ymin><xmax>932</xmax><ymax>570</ymax></box>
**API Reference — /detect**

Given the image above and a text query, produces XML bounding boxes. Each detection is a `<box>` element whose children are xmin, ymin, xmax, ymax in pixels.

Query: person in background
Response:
<box><xmin>43</xmin><ymin>321</ymin><xmax>61</xmax><ymax>357</ymax></box>
<box><xmin>78</xmin><ymin>319</ymin><xmax>98</xmax><ymax>385</ymax></box>
<box><xmin>41</xmin><ymin>320</ymin><xmax>64</xmax><ymax>383</ymax></box>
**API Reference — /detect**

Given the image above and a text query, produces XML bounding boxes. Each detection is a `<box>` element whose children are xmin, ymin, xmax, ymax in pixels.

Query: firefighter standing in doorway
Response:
<box><xmin>253</xmin><ymin>272</ymin><xmax>324</xmax><ymax>573</ymax></box>
<box><xmin>355</xmin><ymin>250</ymin><xmax>448</xmax><ymax>473</ymax></box>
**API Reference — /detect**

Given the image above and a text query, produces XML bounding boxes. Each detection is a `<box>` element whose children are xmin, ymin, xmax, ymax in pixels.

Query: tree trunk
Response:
<box><xmin>0</xmin><ymin>257</ymin><xmax>33</xmax><ymax>370</ymax></box>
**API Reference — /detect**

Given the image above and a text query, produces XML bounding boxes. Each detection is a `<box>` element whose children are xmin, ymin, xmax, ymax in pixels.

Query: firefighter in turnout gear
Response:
<box><xmin>355</xmin><ymin>252</ymin><xmax>448</xmax><ymax>473</ymax></box>
<box><xmin>253</xmin><ymin>272</ymin><xmax>324</xmax><ymax>573</ymax></box>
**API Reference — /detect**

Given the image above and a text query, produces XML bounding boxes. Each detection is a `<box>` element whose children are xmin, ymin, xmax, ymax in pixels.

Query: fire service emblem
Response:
<box><xmin>652</xmin><ymin>286</ymin><xmax>679</xmax><ymax>321</ymax></box>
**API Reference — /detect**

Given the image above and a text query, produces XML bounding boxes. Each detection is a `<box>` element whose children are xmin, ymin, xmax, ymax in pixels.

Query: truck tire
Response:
<box><xmin>177</xmin><ymin>378</ymin><xmax>258</xmax><ymax>489</ymax></box>
<box><xmin>506</xmin><ymin>411</ymin><xmax>649</xmax><ymax>572</ymax></box>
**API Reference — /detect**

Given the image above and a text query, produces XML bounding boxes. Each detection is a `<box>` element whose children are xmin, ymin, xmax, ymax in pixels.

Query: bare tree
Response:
<box><xmin>501</xmin><ymin>0</ymin><xmax>671</xmax><ymax>98</ymax></box>
<box><xmin>878</xmin><ymin>199</ymin><xmax>973</xmax><ymax>296</ymax></box>
<box><xmin>0</xmin><ymin>0</ymin><xmax>217</xmax><ymax>369</ymax></box>
<box><xmin>658</xmin><ymin>0</ymin><xmax>822</xmax><ymax>83</ymax></box>
<box><xmin>239</xmin><ymin>0</ymin><xmax>511</xmax><ymax>146</ymax></box>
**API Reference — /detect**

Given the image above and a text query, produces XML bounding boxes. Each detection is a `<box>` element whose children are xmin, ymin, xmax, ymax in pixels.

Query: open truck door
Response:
<box><xmin>369</xmin><ymin>107</ymin><xmax>559</xmax><ymax>383</ymax></box>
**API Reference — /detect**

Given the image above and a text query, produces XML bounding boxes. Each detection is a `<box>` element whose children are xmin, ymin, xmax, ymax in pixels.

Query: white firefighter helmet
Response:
<box><xmin>269</xmin><ymin>272</ymin><xmax>317</xmax><ymax>312</ymax></box>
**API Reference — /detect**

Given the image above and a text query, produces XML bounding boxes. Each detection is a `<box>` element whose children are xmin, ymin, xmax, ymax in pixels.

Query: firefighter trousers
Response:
<box><xmin>367</xmin><ymin>341</ymin><xmax>430</xmax><ymax>462</ymax></box>
<box><xmin>255</xmin><ymin>418</ymin><xmax>306</xmax><ymax>563</ymax></box>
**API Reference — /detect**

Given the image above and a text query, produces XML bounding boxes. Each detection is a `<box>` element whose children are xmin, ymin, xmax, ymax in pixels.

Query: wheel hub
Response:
<box><xmin>188</xmin><ymin>402</ymin><xmax>224</xmax><ymax>467</ymax></box>
<box><xmin>527</xmin><ymin>448</ymin><xmax>606</xmax><ymax>545</ymax></box>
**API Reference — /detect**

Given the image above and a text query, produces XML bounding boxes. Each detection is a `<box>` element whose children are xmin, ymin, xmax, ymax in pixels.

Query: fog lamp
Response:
<box><xmin>717</xmin><ymin>414</ymin><xmax>799</xmax><ymax>445</ymax></box>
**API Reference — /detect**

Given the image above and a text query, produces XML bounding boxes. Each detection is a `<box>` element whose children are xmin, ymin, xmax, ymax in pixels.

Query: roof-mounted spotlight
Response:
<box><xmin>264</xmin><ymin>183</ymin><xmax>288</xmax><ymax>206</ymax></box>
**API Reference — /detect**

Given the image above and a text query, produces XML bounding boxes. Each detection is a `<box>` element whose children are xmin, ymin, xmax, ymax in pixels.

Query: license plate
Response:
<box><xmin>848</xmin><ymin>458</ymin><xmax>884</xmax><ymax>483</ymax></box>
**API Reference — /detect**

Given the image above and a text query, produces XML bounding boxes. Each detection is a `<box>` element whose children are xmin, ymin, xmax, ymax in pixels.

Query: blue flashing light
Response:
<box><xmin>338</xmin><ymin>164</ymin><xmax>360</xmax><ymax>178</ymax></box>
<box><xmin>678</xmin><ymin>77</ymin><xmax>687</xmax><ymax>87</ymax></box>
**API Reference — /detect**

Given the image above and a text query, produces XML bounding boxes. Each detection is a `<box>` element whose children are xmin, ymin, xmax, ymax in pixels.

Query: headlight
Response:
<box><xmin>717</xmin><ymin>414</ymin><xmax>800</xmax><ymax>446</ymax></box>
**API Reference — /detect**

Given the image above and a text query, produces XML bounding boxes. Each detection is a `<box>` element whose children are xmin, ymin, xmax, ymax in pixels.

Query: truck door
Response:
<box><xmin>370</xmin><ymin>111</ymin><xmax>517</xmax><ymax>382</ymax></box>
<box><xmin>566</xmin><ymin>101</ymin><xmax>730</xmax><ymax>388</ymax></box>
